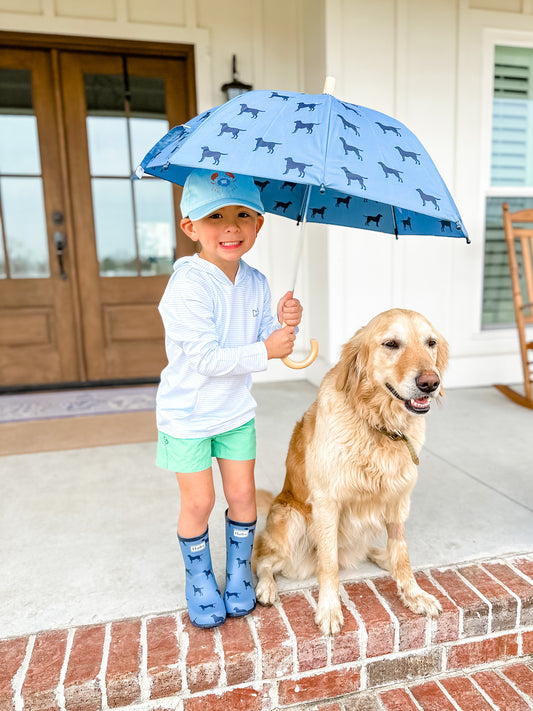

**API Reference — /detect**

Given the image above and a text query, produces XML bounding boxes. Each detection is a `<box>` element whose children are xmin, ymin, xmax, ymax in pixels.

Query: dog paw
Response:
<box><xmin>255</xmin><ymin>577</ymin><xmax>278</xmax><ymax>606</ymax></box>
<box><xmin>368</xmin><ymin>547</ymin><xmax>390</xmax><ymax>571</ymax></box>
<box><xmin>402</xmin><ymin>587</ymin><xmax>442</xmax><ymax>617</ymax></box>
<box><xmin>315</xmin><ymin>600</ymin><xmax>344</xmax><ymax>636</ymax></box>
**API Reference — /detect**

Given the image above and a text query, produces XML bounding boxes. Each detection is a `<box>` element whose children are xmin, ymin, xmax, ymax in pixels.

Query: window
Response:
<box><xmin>482</xmin><ymin>45</ymin><xmax>533</xmax><ymax>327</ymax></box>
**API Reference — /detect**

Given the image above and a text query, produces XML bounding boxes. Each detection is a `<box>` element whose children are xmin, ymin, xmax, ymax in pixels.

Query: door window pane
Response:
<box><xmin>134</xmin><ymin>179</ymin><xmax>175</xmax><ymax>275</ymax></box>
<box><xmin>1</xmin><ymin>177</ymin><xmax>49</xmax><ymax>278</ymax></box>
<box><xmin>0</xmin><ymin>115</ymin><xmax>41</xmax><ymax>175</ymax></box>
<box><xmin>87</xmin><ymin>116</ymin><xmax>130</xmax><ymax>176</ymax></box>
<box><xmin>483</xmin><ymin>46</ymin><xmax>533</xmax><ymax>327</ymax></box>
<box><xmin>0</xmin><ymin>68</ymin><xmax>49</xmax><ymax>279</ymax></box>
<box><xmin>130</xmin><ymin>117</ymin><xmax>169</xmax><ymax>168</ymax></box>
<box><xmin>92</xmin><ymin>178</ymin><xmax>136</xmax><ymax>276</ymax></box>
<box><xmin>85</xmin><ymin>68</ymin><xmax>173</xmax><ymax>276</ymax></box>
<box><xmin>0</xmin><ymin>219</ymin><xmax>6</xmax><ymax>279</ymax></box>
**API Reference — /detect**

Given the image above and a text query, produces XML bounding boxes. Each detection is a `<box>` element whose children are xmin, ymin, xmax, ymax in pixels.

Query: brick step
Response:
<box><xmin>1</xmin><ymin>553</ymin><xmax>532</xmax><ymax>711</ymax></box>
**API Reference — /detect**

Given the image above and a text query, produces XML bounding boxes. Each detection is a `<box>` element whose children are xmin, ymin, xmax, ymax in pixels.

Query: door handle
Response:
<box><xmin>53</xmin><ymin>231</ymin><xmax>67</xmax><ymax>280</ymax></box>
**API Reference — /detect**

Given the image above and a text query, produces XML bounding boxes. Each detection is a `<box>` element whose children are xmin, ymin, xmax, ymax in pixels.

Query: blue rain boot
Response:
<box><xmin>178</xmin><ymin>529</ymin><xmax>226</xmax><ymax>628</ymax></box>
<box><xmin>224</xmin><ymin>511</ymin><xmax>256</xmax><ymax>617</ymax></box>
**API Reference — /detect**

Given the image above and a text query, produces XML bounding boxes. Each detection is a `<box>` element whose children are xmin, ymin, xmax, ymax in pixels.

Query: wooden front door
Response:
<box><xmin>0</xmin><ymin>39</ymin><xmax>195</xmax><ymax>389</ymax></box>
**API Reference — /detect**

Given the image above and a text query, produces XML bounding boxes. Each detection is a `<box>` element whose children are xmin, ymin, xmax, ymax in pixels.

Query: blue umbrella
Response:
<box><xmin>136</xmin><ymin>88</ymin><xmax>468</xmax><ymax>240</ymax></box>
<box><xmin>136</xmin><ymin>87</ymin><xmax>468</xmax><ymax>367</ymax></box>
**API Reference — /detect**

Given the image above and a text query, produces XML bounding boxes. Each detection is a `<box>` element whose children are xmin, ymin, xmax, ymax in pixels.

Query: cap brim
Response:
<box><xmin>187</xmin><ymin>198</ymin><xmax>265</xmax><ymax>221</ymax></box>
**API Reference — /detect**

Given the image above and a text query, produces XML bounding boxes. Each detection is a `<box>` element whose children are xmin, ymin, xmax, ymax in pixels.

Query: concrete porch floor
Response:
<box><xmin>1</xmin><ymin>381</ymin><xmax>532</xmax><ymax>640</ymax></box>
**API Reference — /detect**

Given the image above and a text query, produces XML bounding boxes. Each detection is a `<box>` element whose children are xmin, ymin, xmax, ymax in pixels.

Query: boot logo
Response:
<box><xmin>233</xmin><ymin>529</ymin><xmax>249</xmax><ymax>538</ymax></box>
<box><xmin>190</xmin><ymin>542</ymin><xmax>206</xmax><ymax>553</ymax></box>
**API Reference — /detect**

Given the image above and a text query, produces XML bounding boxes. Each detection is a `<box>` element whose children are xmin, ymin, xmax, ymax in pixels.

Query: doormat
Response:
<box><xmin>0</xmin><ymin>386</ymin><xmax>157</xmax><ymax>423</ymax></box>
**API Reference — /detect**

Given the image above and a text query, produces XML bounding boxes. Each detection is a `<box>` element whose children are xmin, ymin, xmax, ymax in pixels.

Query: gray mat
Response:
<box><xmin>0</xmin><ymin>386</ymin><xmax>157</xmax><ymax>423</ymax></box>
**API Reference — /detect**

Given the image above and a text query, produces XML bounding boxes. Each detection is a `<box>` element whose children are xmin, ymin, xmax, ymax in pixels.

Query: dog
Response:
<box><xmin>378</xmin><ymin>162</ymin><xmax>403</xmax><ymax>182</ymax></box>
<box><xmin>252</xmin><ymin>308</ymin><xmax>448</xmax><ymax>636</ymax></box>
<box><xmin>284</xmin><ymin>157</ymin><xmax>313</xmax><ymax>178</ymax></box>
<box><xmin>375</xmin><ymin>122</ymin><xmax>402</xmax><ymax>136</ymax></box>
<box><xmin>335</xmin><ymin>195</ymin><xmax>352</xmax><ymax>208</ymax></box>
<box><xmin>341</xmin><ymin>167</ymin><xmax>367</xmax><ymax>189</ymax></box>
<box><xmin>199</xmin><ymin>146</ymin><xmax>227</xmax><ymax>165</ymax></box>
<box><xmin>274</xmin><ymin>200</ymin><xmax>292</xmax><ymax>213</ymax></box>
<box><xmin>218</xmin><ymin>123</ymin><xmax>245</xmax><ymax>139</ymax></box>
<box><xmin>339</xmin><ymin>137</ymin><xmax>363</xmax><ymax>160</ymax></box>
<box><xmin>337</xmin><ymin>115</ymin><xmax>360</xmax><ymax>135</ymax></box>
<box><xmin>416</xmin><ymin>188</ymin><xmax>441</xmax><ymax>210</ymax></box>
<box><xmin>365</xmin><ymin>213</ymin><xmax>382</xmax><ymax>226</ymax></box>
<box><xmin>254</xmin><ymin>137</ymin><xmax>281</xmax><ymax>154</ymax></box>
<box><xmin>293</xmin><ymin>120</ymin><xmax>319</xmax><ymax>134</ymax></box>
<box><xmin>395</xmin><ymin>146</ymin><xmax>421</xmax><ymax>164</ymax></box>
<box><xmin>311</xmin><ymin>206</ymin><xmax>327</xmax><ymax>219</ymax></box>
<box><xmin>238</xmin><ymin>104</ymin><xmax>264</xmax><ymax>118</ymax></box>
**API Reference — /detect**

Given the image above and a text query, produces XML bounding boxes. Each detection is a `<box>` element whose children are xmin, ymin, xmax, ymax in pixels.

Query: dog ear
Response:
<box><xmin>335</xmin><ymin>328</ymin><xmax>366</xmax><ymax>394</ymax></box>
<box><xmin>435</xmin><ymin>331</ymin><xmax>449</xmax><ymax>396</ymax></box>
<box><xmin>436</xmin><ymin>332</ymin><xmax>449</xmax><ymax>375</ymax></box>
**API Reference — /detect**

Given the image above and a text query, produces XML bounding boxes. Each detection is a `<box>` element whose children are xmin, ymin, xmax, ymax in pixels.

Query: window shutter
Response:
<box><xmin>482</xmin><ymin>48</ymin><xmax>533</xmax><ymax>327</ymax></box>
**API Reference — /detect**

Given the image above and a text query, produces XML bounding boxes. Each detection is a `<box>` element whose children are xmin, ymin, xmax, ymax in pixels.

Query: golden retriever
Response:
<box><xmin>252</xmin><ymin>308</ymin><xmax>448</xmax><ymax>636</ymax></box>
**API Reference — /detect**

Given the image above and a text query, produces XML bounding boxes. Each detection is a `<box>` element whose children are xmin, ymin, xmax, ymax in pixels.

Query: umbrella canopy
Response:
<box><xmin>136</xmin><ymin>89</ymin><xmax>468</xmax><ymax>242</ymax></box>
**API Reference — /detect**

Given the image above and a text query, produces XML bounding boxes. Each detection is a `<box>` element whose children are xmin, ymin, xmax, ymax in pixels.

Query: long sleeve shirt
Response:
<box><xmin>156</xmin><ymin>254</ymin><xmax>280</xmax><ymax>438</ymax></box>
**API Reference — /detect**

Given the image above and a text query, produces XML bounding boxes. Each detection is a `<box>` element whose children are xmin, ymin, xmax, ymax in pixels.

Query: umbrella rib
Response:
<box><xmin>391</xmin><ymin>207</ymin><xmax>399</xmax><ymax>239</ymax></box>
<box><xmin>292</xmin><ymin>185</ymin><xmax>312</xmax><ymax>292</ymax></box>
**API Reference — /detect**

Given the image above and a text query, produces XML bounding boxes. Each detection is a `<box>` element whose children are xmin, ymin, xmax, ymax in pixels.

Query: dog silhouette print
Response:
<box><xmin>218</xmin><ymin>123</ymin><xmax>246</xmax><ymax>139</ymax></box>
<box><xmin>270</xmin><ymin>91</ymin><xmax>290</xmax><ymax>101</ymax></box>
<box><xmin>274</xmin><ymin>200</ymin><xmax>292</xmax><ymax>213</ymax></box>
<box><xmin>395</xmin><ymin>146</ymin><xmax>421</xmax><ymax>164</ymax></box>
<box><xmin>296</xmin><ymin>102</ymin><xmax>318</xmax><ymax>111</ymax></box>
<box><xmin>253</xmin><ymin>137</ymin><xmax>281</xmax><ymax>154</ymax></box>
<box><xmin>341</xmin><ymin>166</ymin><xmax>367</xmax><ymax>189</ymax></box>
<box><xmin>293</xmin><ymin>120</ymin><xmax>319</xmax><ymax>134</ymax></box>
<box><xmin>339</xmin><ymin>137</ymin><xmax>363</xmax><ymax>160</ymax></box>
<box><xmin>284</xmin><ymin>157</ymin><xmax>313</xmax><ymax>177</ymax></box>
<box><xmin>375</xmin><ymin>122</ymin><xmax>402</xmax><ymax>136</ymax></box>
<box><xmin>237</xmin><ymin>104</ymin><xmax>264</xmax><ymax>118</ymax></box>
<box><xmin>416</xmin><ymin>188</ymin><xmax>441</xmax><ymax>210</ymax></box>
<box><xmin>199</xmin><ymin>146</ymin><xmax>227</xmax><ymax>165</ymax></box>
<box><xmin>337</xmin><ymin>115</ymin><xmax>360</xmax><ymax>135</ymax></box>
<box><xmin>378</xmin><ymin>162</ymin><xmax>403</xmax><ymax>182</ymax></box>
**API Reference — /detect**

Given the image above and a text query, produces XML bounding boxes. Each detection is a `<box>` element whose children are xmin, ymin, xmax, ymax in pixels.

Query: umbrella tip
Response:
<box><xmin>322</xmin><ymin>76</ymin><xmax>336</xmax><ymax>95</ymax></box>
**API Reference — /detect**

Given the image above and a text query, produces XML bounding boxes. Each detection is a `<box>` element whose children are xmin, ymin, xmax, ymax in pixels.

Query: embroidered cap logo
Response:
<box><xmin>210</xmin><ymin>171</ymin><xmax>236</xmax><ymax>190</ymax></box>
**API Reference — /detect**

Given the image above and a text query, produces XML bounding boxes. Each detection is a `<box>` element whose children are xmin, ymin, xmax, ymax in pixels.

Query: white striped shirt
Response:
<box><xmin>156</xmin><ymin>254</ymin><xmax>280</xmax><ymax>438</ymax></box>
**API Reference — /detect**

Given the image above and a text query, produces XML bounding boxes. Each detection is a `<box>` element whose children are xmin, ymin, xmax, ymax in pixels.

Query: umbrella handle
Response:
<box><xmin>281</xmin><ymin>322</ymin><xmax>319</xmax><ymax>369</ymax></box>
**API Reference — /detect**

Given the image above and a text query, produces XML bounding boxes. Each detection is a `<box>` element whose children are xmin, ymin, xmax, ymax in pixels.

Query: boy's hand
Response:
<box><xmin>264</xmin><ymin>326</ymin><xmax>296</xmax><ymax>359</ymax></box>
<box><xmin>277</xmin><ymin>291</ymin><xmax>303</xmax><ymax>327</ymax></box>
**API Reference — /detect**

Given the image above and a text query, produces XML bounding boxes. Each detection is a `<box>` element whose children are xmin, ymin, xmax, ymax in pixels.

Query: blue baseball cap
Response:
<box><xmin>180</xmin><ymin>169</ymin><xmax>264</xmax><ymax>221</ymax></box>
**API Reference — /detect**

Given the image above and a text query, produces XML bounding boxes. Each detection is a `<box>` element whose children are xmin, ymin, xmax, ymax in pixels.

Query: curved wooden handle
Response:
<box><xmin>282</xmin><ymin>338</ymin><xmax>319</xmax><ymax>369</ymax></box>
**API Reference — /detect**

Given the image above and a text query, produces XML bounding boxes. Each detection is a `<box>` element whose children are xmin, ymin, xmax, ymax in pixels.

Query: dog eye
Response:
<box><xmin>383</xmin><ymin>340</ymin><xmax>399</xmax><ymax>349</ymax></box>
<box><xmin>427</xmin><ymin>339</ymin><xmax>437</xmax><ymax>347</ymax></box>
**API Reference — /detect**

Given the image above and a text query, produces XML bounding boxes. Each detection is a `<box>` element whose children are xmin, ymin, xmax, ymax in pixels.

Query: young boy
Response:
<box><xmin>156</xmin><ymin>169</ymin><xmax>303</xmax><ymax>628</ymax></box>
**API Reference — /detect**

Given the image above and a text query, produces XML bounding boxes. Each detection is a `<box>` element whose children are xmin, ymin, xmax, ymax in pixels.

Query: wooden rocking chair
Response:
<box><xmin>494</xmin><ymin>202</ymin><xmax>533</xmax><ymax>409</ymax></box>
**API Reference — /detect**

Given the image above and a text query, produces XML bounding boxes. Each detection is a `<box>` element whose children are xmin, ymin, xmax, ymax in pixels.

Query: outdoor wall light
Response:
<box><xmin>221</xmin><ymin>55</ymin><xmax>252</xmax><ymax>101</ymax></box>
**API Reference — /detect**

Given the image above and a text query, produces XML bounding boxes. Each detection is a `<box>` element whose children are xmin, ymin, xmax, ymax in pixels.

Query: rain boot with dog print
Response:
<box><xmin>224</xmin><ymin>511</ymin><xmax>256</xmax><ymax>617</ymax></box>
<box><xmin>178</xmin><ymin>529</ymin><xmax>226</xmax><ymax>628</ymax></box>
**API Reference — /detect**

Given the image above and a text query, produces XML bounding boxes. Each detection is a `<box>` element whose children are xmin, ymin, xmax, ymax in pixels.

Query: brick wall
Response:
<box><xmin>1</xmin><ymin>553</ymin><xmax>533</xmax><ymax>710</ymax></box>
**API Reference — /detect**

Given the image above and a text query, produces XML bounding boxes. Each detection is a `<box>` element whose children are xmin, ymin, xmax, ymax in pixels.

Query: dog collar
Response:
<box><xmin>377</xmin><ymin>427</ymin><xmax>419</xmax><ymax>466</ymax></box>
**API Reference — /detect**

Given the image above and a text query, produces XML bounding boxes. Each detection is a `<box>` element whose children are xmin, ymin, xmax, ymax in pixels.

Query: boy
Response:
<box><xmin>156</xmin><ymin>169</ymin><xmax>303</xmax><ymax>628</ymax></box>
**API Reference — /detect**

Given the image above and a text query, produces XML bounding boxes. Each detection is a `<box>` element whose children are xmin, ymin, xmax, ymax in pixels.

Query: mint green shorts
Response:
<box><xmin>156</xmin><ymin>419</ymin><xmax>256</xmax><ymax>473</ymax></box>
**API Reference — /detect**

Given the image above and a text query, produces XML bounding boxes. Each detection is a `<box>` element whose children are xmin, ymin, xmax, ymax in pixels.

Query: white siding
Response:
<box><xmin>2</xmin><ymin>0</ymin><xmax>533</xmax><ymax>387</ymax></box>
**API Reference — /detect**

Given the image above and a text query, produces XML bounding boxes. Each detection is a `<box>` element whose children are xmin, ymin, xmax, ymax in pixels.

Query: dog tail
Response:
<box><xmin>256</xmin><ymin>488</ymin><xmax>275</xmax><ymax>514</ymax></box>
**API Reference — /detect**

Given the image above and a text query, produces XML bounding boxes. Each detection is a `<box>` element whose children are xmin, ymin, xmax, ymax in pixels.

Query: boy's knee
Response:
<box><xmin>226</xmin><ymin>482</ymin><xmax>256</xmax><ymax>510</ymax></box>
<box><xmin>183</xmin><ymin>494</ymin><xmax>215</xmax><ymax>520</ymax></box>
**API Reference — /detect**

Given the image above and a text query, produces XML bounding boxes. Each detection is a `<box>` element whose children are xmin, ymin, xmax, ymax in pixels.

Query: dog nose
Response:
<box><xmin>416</xmin><ymin>370</ymin><xmax>440</xmax><ymax>393</ymax></box>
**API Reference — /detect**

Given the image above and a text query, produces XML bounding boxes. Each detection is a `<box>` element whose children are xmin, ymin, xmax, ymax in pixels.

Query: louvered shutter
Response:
<box><xmin>482</xmin><ymin>47</ymin><xmax>533</xmax><ymax>327</ymax></box>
